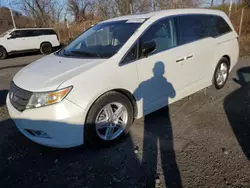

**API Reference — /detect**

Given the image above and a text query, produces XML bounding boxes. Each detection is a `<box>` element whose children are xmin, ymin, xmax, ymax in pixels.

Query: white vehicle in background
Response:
<box><xmin>6</xmin><ymin>9</ymin><xmax>239</xmax><ymax>148</ymax></box>
<box><xmin>0</xmin><ymin>28</ymin><xmax>60</xmax><ymax>59</ymax></box>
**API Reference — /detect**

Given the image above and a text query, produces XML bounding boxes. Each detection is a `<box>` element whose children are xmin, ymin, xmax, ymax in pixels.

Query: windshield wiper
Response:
<box><xmin>71</xmin><ymin>50</ymin><xmax>100</xmax><ymax>58</ymax></box>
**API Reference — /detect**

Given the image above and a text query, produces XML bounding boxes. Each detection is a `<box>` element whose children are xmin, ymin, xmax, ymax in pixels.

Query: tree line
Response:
<box><xmin>2</xmin><ymin>0</ymin><xmax>250</xmax><ymax>27</ymax></box>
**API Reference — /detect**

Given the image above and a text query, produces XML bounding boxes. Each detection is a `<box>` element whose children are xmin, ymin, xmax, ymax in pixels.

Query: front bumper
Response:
<box><xmin>6</xmin><ymin>94</ymin><xmax>86</xmax><ymax>148</ymax></box>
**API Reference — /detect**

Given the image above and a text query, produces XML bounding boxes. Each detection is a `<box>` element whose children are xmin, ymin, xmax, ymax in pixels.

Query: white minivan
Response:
<box><xmin>0</xmin><ymin>28</ymin><xmax>60</xmax><ymax>59</ymax></box>
<box><xmin>6</xmin><ymin>9</ymin><xmax>239</xmax><ymax>148</ymax></box>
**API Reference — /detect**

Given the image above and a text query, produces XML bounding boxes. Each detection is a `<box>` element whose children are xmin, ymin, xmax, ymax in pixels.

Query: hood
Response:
<box><xmin>13</xmin><ymin>54</ymin><xmax>107</xmax><ymax>92</ymax></box>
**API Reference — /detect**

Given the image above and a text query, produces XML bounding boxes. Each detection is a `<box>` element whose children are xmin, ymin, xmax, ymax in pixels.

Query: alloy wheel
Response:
<box><xmin>95</xmin><ymin>102</ymin><xmax>128</xmax><ymax>141</ymax></box>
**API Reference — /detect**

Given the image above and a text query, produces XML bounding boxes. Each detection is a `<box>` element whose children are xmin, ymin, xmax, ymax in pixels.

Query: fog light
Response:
<box><xmin>25</xmin><ymin>129</ymin><xmax>51</xmax><ymax>139</ymax></box>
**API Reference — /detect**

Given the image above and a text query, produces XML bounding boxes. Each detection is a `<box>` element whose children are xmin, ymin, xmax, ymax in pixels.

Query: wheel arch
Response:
<box><xmin>0</xmin><ymin>45</ymin><xmax>7</xmax><ymax>51</ymax></box>
<box><xmin>85</xmin><ymin>89</ymin><xmax>138</xmax><ymax>122</ymax></box>
<box><xmin>222</xmin><ymin>55</ymin><xmax>231</xmax><ymax>69</ymax></box>
<box><xmin>40</xmin><ymin>41</ymin><xmax>52</xmax><ymax>48</ymax></box>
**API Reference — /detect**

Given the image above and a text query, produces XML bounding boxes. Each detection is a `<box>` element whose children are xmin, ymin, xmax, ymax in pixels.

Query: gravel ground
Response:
<box><xmin>0</xmin><ymin>54</ymin><xmax>250</xmax><ymax>188</ymax></box>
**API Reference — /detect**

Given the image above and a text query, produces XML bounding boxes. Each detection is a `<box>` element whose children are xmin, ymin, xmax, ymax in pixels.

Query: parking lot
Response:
<box><xmin>0</xmin><ymin>54</ymin><xmax>250</xmax><ymax>188</ymax></box>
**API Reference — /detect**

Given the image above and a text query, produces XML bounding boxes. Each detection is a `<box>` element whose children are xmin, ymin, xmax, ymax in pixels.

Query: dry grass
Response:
<box><xmin>1</xmin><ymin>5</ymin><xmax>250</xmax><ymax>56</ymax></box>
<box><xmin>239</xmin><ymin>35</ymin><xmax>250</xmax><ymax>57</ymax></box>
<box><xmin>54</xmin><ymin>20</ymin><xmax>99</xmax><ymax>44</ymax></box>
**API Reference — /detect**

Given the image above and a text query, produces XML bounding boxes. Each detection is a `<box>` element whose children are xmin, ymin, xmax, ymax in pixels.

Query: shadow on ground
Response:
<box><xmin>0</xmin><ymin>64</ymin><xmax>29</xmax><ymax>71</ymax></box>
<box><xmin>0</xmin><ymin>62</ymin><xmax>182</xmax><ymax>187</ymax></box>
<box><xmin>224</xmin><ymin>66</ymin><xmax>250</xmax><ymax>161</ymax></box>
<box><xmin>134</xmin><ymin>62</ymin><xmax>182</xmax><ymax>187</ymax></box>
<box><xmin>0</xmin><ymin>118</ymin><xmax>143</xmax><ymax>188</ymax></box>
<box><xmin>0</xmin><ymin>90</ymin><xmax>8</xmax><ymax>107</ymax></box>
<box><xmin>6</xmin><ymin>46</ymin><xmax>61</xmax><ymax>60</ymax></box>
<box><xmin>7</xmin><ymin>51</ymin><xmax>41</xmax><ymax>59</ymax></box>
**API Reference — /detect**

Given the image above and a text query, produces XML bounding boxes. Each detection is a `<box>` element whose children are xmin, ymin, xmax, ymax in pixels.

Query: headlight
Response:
<box><xmin>26</xmin><ymin>86</ymin><xmax>72</xmax><ymax>109</ymax></box>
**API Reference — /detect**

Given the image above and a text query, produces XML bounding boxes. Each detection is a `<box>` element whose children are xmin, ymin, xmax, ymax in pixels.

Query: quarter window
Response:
<box><xmin>122</xmin><ymin>43</ymin><xmax>138</xmax><ymax>63</ymax></box>
<box><xmin>207</xmin><ymin>15</ymin><xmax>232</xmax><ymax>37</ymax></box>
<box><xmin>140</xmin><ymin>17</ymin><xmax>177</xmax><ymax>55</ymax></box>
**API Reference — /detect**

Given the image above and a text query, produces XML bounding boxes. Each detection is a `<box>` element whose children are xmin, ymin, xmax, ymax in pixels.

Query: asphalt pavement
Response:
<box><xmin>0</xmin><ymin>53</ymin><xmax>250</xmax><ymax>188</ymax></box>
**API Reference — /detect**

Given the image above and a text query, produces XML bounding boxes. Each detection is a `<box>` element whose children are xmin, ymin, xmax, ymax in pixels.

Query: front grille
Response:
<box><xmin>9</xmin><ymin>82</ymin><xmax>32</xmax><ymax>112</ymax></box>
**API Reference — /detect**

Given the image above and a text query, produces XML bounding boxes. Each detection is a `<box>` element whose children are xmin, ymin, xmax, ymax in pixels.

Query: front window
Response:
<box><xmin>140</xmin><ymin>18</ymin><xmax>177</xmax><ymax>55</ymax></box>
<box><xmin>58</xmin><ymin>20</ymin><xmax>142</xmax><ymax>58</ymax></box>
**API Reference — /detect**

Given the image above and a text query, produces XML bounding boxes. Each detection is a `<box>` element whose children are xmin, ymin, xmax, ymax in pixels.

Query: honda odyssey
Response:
<box><xmin>6</xmin><ymin>9</ymin><xmax>239</xmax><ymax>148</ymax></box>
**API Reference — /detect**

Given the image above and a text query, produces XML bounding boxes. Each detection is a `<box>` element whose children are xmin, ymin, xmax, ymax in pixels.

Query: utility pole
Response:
<box><xmin>210</xmin><ymin>0</ymin><xmax>214</xmax><ymax>7</ymax></box>
<box><xmin>239</xmin><ymin>8</ymin><xmax>244</xmax><ymax>37</ymax></box>
<box><xmin>9</xmin><ymin>4</ymin><xmax>16</xmax><ymax>28</ymax></box>
<box><xmin>153</xmin><ymin>0</ymin><xmax>157</xmax><ymax>11</ymax></box>
<box><xmin>229</xmin><ymin>0</ymin><xmax>233</xmax><ymax>18</ymax></box>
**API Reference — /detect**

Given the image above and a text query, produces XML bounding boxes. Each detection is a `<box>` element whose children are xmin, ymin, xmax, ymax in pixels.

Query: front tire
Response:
<box><xmin>85</xmin><ymin>91</ymin><xmax>134</xmax><ymax>147</ymax></box>
<box><xmin>40</xmin><ymin>43</ymin><xmax>52</xmax><ymax>55</ymax></box>
<box><xmin>0</xmin><ymin>47</ymin><xmax>7</xmax><ymax>60</ymax></box>
<box><xmin>213</xmin><ymin>57</ymin><xmax>230</xmax><ymax>89</ymax></box>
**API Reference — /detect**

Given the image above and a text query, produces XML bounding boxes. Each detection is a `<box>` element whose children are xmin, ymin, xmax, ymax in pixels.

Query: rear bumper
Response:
<box><xmin>6</xmin><ymin>94</ymin><xmax>86</xmax><ymax>148</ymax></box>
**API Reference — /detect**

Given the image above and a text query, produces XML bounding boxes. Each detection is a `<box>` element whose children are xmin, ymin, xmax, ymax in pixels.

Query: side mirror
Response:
<box><xmin>142</xmin><ymin>40</ymin><xmax>156</xmax><ymax>57</ymax></box>
<box><xmin>7</xmin><ymin>35</ymin><xmax>14</xmax><ymax>39</ymax></box>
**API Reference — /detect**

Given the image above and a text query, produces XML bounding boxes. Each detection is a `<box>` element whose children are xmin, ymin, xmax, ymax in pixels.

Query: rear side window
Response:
<box><xmin>36</xmin><ymin>29</ymin><xmax>56</xmax><ymax>36</ymax></box>
<box><xmin>177</xmin><ymin>14</ymin><xmax>232</xmax><ymax>44</ymax></box>
<box><xmin>178</xmin><ymin>15</ymin><xmax>209</xmax><ymax>44</ymax></box>
<box><xmin>21</xmin><ymin>30</ymin><xmax>37</xmax><ymax>37</ymax></box>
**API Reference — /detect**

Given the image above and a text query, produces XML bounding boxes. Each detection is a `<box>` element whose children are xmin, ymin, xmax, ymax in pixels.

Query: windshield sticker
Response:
<box><xmin>126</xmin><ymin>19</ymin><xmax>146</xmax><ymax>23</ymax></box>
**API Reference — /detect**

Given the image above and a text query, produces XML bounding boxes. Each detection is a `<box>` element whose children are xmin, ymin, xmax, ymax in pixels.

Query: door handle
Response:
<box><xmin>186</xmin><ymin>54</ymin><xmax>193</xmax><ymax>59</ymax></box>
<box><xmin>176</xmin><ymin>57</ymin><xmax>185</xmax><ymax>62</ymax></box>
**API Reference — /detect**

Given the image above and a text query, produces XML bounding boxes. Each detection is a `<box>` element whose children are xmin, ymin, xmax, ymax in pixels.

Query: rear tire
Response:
<box><xmin>0</xmin><ymin>47</ymin><xmax>7</xmax><ymax>60</ymax></box>
<box><xmin>213</xmin><ymin>57</ymin><xmax>230</xmax><ymax>89</ymax></box>
<box><xmin>85</xmin><ymin>91</ymin><xmax>134</xmax><ymax>147</ymax></box>
<box><xmin>40</xmin><ymin>43</ymin><xmax>52</xmax><ymax>55</ymax></box>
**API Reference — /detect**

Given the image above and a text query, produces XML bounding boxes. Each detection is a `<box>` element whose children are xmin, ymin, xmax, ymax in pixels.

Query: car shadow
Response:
<box><xmin>224</xmin><ymin>66</ymin><xmax>250</xmax><ymax>161</ymax></box>
<box><xmin>6</xmin><ymin>46</ymin><xmax>61</xmax><ymax>60</ymax></box>
<box><xmin>0</xmin><ymin>90</ymin><xmax>9</xmax><ymax>107</ymax></box>
<box><xmin>7</xmin><ymin>51</ymin><xmax>41</xmax><ymax>59</ymax></box>
<box><xmin>0</xmin><ymin>64</ymin><xmax>29</xmax><ymax>71</ymax></box>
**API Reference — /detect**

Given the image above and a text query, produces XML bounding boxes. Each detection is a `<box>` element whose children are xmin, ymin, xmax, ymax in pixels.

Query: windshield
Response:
<box><xmin>58</xmin><ymin>20</ymin><xmax>142</xmax><ymax>58</ymax></box>
<box><xmin>0</xmin><ymin>30</ymin><xmax>11</xmax><ymax>38</ymax></box>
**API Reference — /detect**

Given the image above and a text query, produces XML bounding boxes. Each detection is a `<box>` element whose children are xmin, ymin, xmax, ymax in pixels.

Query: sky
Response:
<box><xmin>1</xmin><ymin>0</ymin><xmax>22</xmax><ymax>12</ymax></box>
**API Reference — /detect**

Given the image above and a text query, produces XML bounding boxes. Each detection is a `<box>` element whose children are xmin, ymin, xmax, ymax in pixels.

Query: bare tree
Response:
<box><xmin>157</xmin><ymin>0</ymin><xmax>200</xmax><ymax>9</ymax></box>
<box><xmin>132</xmin><ymin>0</ymin><xmax>151</xmax><ymax>13</ymax></box>
<box><xmin>210</xmin><ymin>0</ymin><xmax>214</xmax><ymax>7</ymax></box>
<box><xmin>20</xmin><ymin>0</ymin><xmax>63</xmax><ymax>27</ymax></box>
<box><xmin>94</xmin><ymin>0</ymin><xmax>115</xmax><ymax>20</ymax></box>
<box><xmin>114</xmin><ymin>0</ymin><xmax>151</xmax><ymax>15</ymax></box>
<box><xmin>67</xmin><ymin>0</ymin><xmax>94</xmax><ymax>22</ymax></box>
